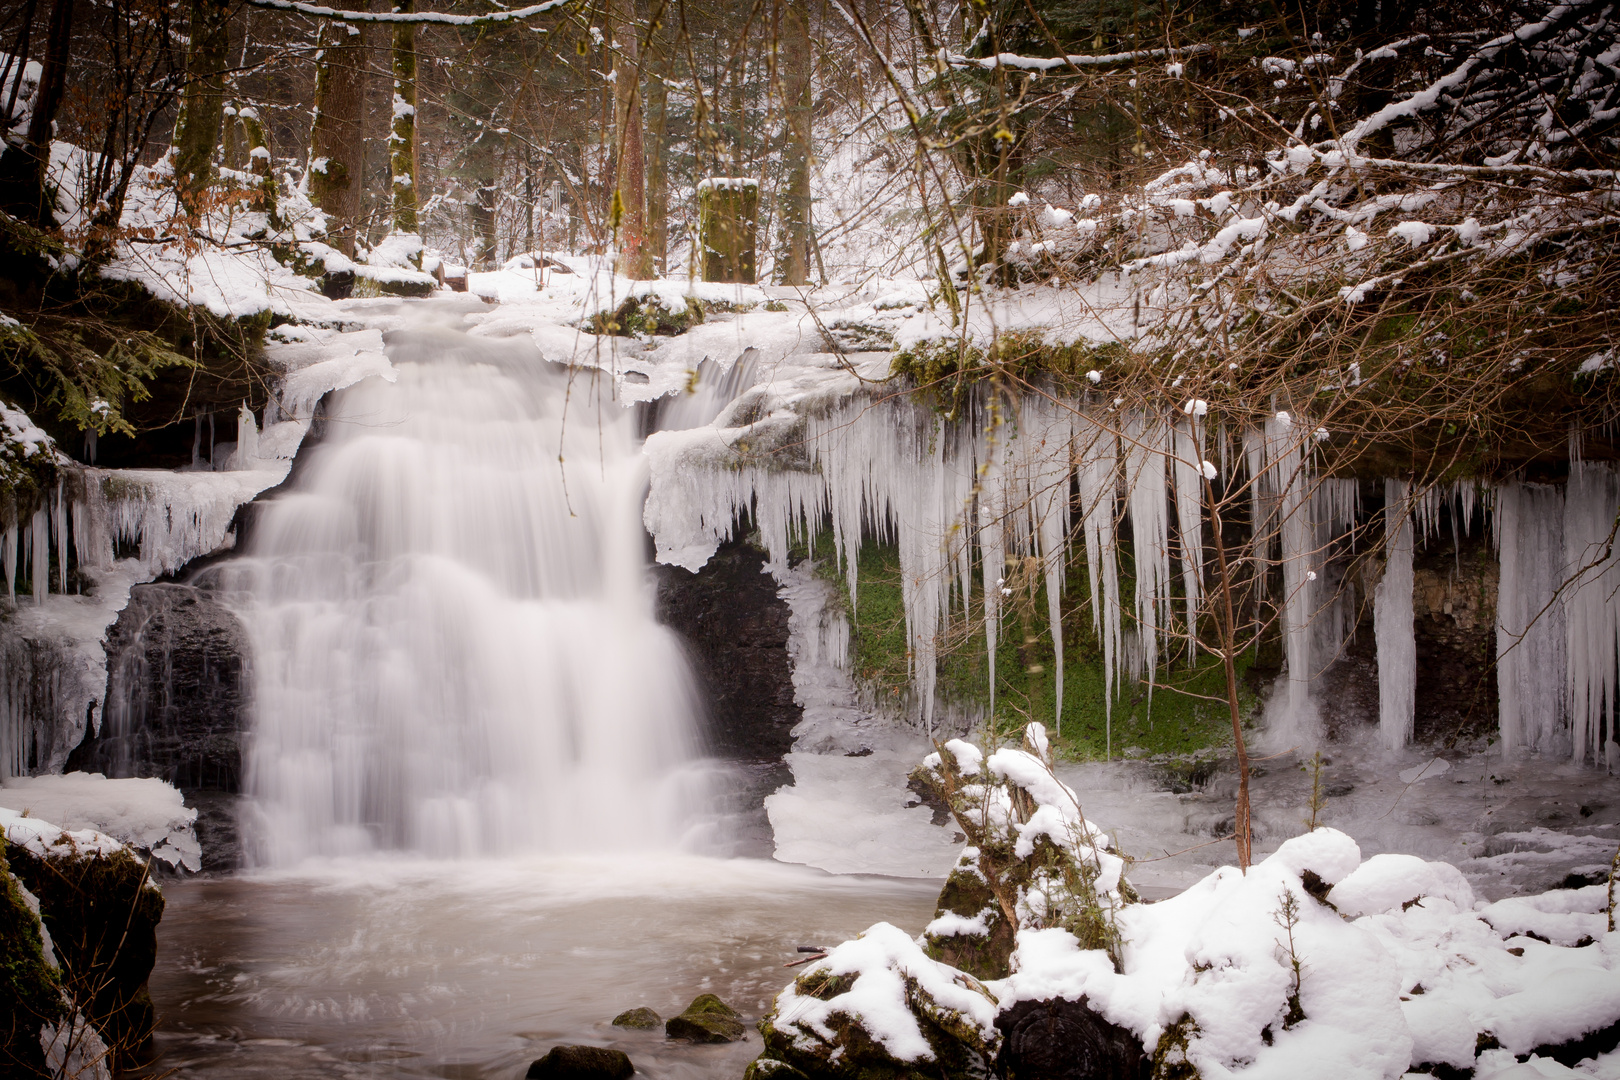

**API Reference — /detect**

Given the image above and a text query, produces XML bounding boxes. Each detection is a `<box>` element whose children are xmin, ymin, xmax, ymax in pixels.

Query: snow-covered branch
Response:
<box><xmin>944</xmin><ymin>43</ymin><xmax>1212</xmax><ymax>72</ymax></box>
<box><xmin>238</xmin><ymin>0</ymin><xmax>574</xmax><ymax>25</ymax></box>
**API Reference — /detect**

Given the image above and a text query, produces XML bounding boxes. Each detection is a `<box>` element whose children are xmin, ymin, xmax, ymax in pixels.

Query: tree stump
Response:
<box><xmin>698</xmin><ymin>178</ymin><xmax>759</xmax><ymax>284</ymax></box>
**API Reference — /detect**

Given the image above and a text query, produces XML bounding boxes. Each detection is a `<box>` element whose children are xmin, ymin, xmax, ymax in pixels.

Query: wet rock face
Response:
<box><xmin>70</xmin><ymin>582</ymin><xmax>249</xmax><ymax>792</ymax></box>
<box><xmin>994</xmin><ymin>998</ymin><xmax>1149</xmax><ymax>1080</ymax></box>
<box><xmin>1411</xmin><ymin>536</ymin><xmax>1499</xmax><ymax>742</ymax></box>
<box><xmin>653</xmin><ymin>536</ymin><xmax>800</xmax><ymax>759</ymax></box>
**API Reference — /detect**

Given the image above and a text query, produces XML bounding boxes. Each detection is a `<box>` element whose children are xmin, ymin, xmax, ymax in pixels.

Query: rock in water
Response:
<box><xmin>612</xmin><ymin>1007</ymin><xmax>661</xmax><ymax>1029</ymax></box>
<box><xmin>666</xmin><ymin>993</ymin><xmax>746</xmax><ymax>1043</ymax></box>
<box><xmin>525</xmin><ymin>1045</ymin><xmax>635</xmax><ymax>1080</ymax></box>
<box><xmin>995</xmin><ymin>998</ymin><xmax>1148</xmax><ymax>1080</ymax></box>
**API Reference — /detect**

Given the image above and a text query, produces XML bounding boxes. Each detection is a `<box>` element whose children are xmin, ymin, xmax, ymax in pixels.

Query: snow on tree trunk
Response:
<box><xmin>388</xmin><ymin>0</ymin><xmax>419</xmax><ymax>243</ymax></box>
<box><xmin>698</xmin><ymin>178</ymin><xmax>758</xmax><ymax>284</ymax></box>
<box><xmin>308</xmin><ymin>11</ymin><xmax>367</xmax><ymax>257</ymax></box>
<box><xmin>609</xmin><ymin>0</ymin><xmax>652</xmax><ymax>280</ymax></box>
<box><xmin>172</xmin><ymin>0</ymin><xmax>231</xmax><ymax>212</ymax></box>
<box><xmin>235</xmin><ymin>104</ymin><xmax>279</xmax><ymax>219</ymax></box>
<box><xmin>773</xmin><ymin>0</ymin><xmax>813</xmax><ymax>286</ymax></box>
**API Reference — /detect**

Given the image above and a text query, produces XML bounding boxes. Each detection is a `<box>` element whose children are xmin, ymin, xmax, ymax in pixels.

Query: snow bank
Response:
<box><xmin>0</xmin><ymin>773</ymin><xmax>199</xmax><ymax>871</ymax></box>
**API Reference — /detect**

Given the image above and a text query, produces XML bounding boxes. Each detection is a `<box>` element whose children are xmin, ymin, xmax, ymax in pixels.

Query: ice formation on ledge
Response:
<box><xmin>647</xmin><ymin>371</ymin><xmax>1620</xmax><ymax>764</ymax></box>
<box><xmin>645</xmin><ymin>390</ymin><xmax>1357</xmax><ymax>737</ymax></box>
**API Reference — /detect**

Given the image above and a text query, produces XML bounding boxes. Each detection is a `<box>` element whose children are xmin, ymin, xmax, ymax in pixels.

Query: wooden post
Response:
<box><xmin>697</xmin><ymin>178</ymin><xmax>758</xmax><ymax>284</ymax></box>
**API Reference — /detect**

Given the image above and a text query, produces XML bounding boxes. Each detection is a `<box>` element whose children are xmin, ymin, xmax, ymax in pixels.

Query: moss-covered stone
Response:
<box><xmin>611</xmin><ymin>1006</ymin><xmax>661</xmax><ymax>1029</ymax></box>
<box><xmin>589</xmin><ymin>294</ymin><xmax>705</xmax><ymax>337</ymax></box>
<box><xmin>665</xmin><ymin>993</ymin><xmax>745</xmax><ymax>1043</ymax></box>
<box><xmin>920</xmin><ymin>847</ymin><xmax>1016</xmax><ymax>981</ymax></box>
<box><xmin>743</xmin><ymin>1057</ymin><xmax>810</xmax><ymax>1080</ymax></box>
<box><xmin>756</xmin><ymin>955</ymin><xmax>998</xmax><ymax>1080</ymax></box>
<box><xmin>4</xmin><ymin>837</ymin><xmax>163</xmax><ymax>1069</ymax></box>
<box><xmin>0</xmin><ymin>847</ymin><xmax>64</xmax><ymax>1078</ymax></box>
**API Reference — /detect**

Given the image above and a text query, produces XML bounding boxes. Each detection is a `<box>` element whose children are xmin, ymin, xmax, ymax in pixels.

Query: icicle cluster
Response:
<box><xmin>646</xmin><ymin>391</ymin><xmax>1345</xmax><ymax>739</ymax></box>
<box><xmin>1494</xmin><ymin>466</ymin><xmax>1620</xmax><ymax>765</ymax></box>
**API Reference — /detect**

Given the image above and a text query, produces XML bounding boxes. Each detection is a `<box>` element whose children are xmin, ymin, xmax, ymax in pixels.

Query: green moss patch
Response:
<box><xmin>835</xmin><ymin>538</ymin><xmax>1255</xmax><ymax>761</ymax></box>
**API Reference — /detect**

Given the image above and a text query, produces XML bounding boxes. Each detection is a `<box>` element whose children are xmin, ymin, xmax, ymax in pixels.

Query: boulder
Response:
<box><xmin>665</xmin><ymin>993</ymin><xmax>746</xmax><ymax>1043</ymax></box>
<box><xmin>0</xmin><ymin>845</ymin><xmax>65</xmax><ymax>1077</ymax></box>
<box><xmin>2</xmin><ymin>811</ymin><xmax>163</xmax><ymax>1070</ymax></box>
<box><xmin>994</xmin><ymin>997</ymin><xmax>1149</xmax><ymax>1080</ymax></box>
<box><xmin>525</xmin><ymin>1045</ymin><xmax>634</xmax><ymax>1080</ymax></box>
<box><xmin>612</xmin><ymin>1007</ymin><xmax>661</xmax><ymax>1029</ymax></box>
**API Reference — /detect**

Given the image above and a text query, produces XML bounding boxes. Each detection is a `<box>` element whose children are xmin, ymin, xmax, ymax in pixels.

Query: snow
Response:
<box><xmin>0</xmin><ymin>773</ymin><xmax>200</xmax><ymax>870</ymax></box>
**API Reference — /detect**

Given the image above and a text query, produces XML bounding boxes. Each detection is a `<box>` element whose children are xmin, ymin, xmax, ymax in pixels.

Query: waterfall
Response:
<box><xmin>219</xmin><ymin>327</ymin><xmax>707</xmax><ymax>863</ymax></box>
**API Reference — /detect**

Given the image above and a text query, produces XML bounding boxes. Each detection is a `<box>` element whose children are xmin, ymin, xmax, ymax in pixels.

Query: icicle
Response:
<box><xmin>979</xmin><ymin>407</ymin><xmax>1007</xmax><ymax>716</ymax></box>
<box><xmin>236</xmin><ymin>402</ymin><xmax>259</xmax><ymax>468</ymax></box>
<box><xmin>1077</xmin><ymin>415</ymin><xmax>1119</xmax><ymax>754</ymax></box>
<box><xmin>1374</xmin><ymin>480</ymin><xmax>1416</xmax><ymax>750</ymax></box>
<box><xmin>53</xmin><ymin>482</ymin><xmax>67</xmax><ymax>594</ymax></box>
<box><xmin>1266</xmin><ymin>412</ymin><xmax>1313</xmax><ymax>732</ymax></box>
<box><xmin>1025</xmin><ymin>395</ymin><xmax>1073</xmax><ymax>732</ymax></box>
<box><xmin>1563</xmin><ymin>463</ymin><xmax>1620</xmax><ymax>765</ymax></box>
<box><xmin>1494</xmin><ymin>480</ymin><xmax>1568</xmax><ymax>756</ymax></box>
<box><xmin>1171</xmin><ymin>416</ymin><xmax>1204</xmax><ymax>662</ymax></box>
<box><xmin>1124</xmin><ymin>411</ymin><xmax>1171</xmax><ymax>701</ymax></box>
<box><xmin>2</xmin><ymin>519</ymin><xmax>14</xmax><ymax>604</ymax></box>
<box><xmin>29</xmin><ymin>506</ymin><xmax>48</xmax><ymax>604</ymax></box>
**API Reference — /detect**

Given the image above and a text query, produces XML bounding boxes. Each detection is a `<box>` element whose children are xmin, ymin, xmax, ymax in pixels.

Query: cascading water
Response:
<box><xmin>216</xmin><ymin>326</ymin><xmax>709</xmax><ymax>864</ymax></box>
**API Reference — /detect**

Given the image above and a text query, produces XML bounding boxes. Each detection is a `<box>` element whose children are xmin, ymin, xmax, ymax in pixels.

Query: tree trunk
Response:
<box><xmin>172</xmin><ymin>0</ymin><xmax>232</xmax><ymax>212</ymax></box>
<box><xmin>472</xmin><ymin>183</ymin><xmax>498</xmax><ymax>267</ymax></box>
<box><xmin>644</xmin><ymin>9</ymin><xmax>669</xmax><ymax>273</ymax></box>
<box><xmin>0</xmin><ymin>0</ymin><xmax>74</xmax><ymax>226</ymax></box>
<box><xmin>699</xmin><ymin>178</ymin><xmax>757</xmax><ymax>283</ymax></box>
<box><xmin>388</xmin><ymin>0</ymin><xmax>419</xmax><ymax>241</ymax></box>
<box><xmin>237</xmin><ymin>104</ymin><xmax>280</xmax><ymax>222</ymax></box>
<box><xmin>608</xmin><ymin>0</ymin><xmax>652</xmax><ymax>279</ymax></box>
<box><xmin>774</xmin><ymin>0</ymin><xmax>813</xmax><ymax>285</ymax></box>
<box><xmin>308</xmin><ymin>10</ymin><xmax>367</xmax><ymax>256</ymax></box>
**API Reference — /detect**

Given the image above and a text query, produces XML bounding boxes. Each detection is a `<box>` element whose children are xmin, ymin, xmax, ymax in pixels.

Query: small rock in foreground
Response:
<box><xmin>612</xmin><ymin>1007</ymin><xmax>662</xmax><ymax>1029</ymax></box>
<box><xmin>665</xmin><ymin>993</ymin><xmax>746</xmax><ymax>1043</ymax></box>
<box><xmin>525</xmin><ymin>1045</ymin><xmax>635</xmax><ymax>1080</ymax></box>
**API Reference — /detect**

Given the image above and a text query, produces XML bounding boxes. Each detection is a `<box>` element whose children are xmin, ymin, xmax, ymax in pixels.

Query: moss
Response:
<box><xmin>921</xmin><ymin>858</ymin><xmax>1014</xmax><ymax>980</ymax></box>
<box><xmin>889</xmin><ymin>332</ymin><xmax>1133</xmax><ymax>417</ymax></box>
<box><xmin>1151</xmin><ymin>1013</ymin><xmax>1202</xmax><ymax>1080</ymax></box>
<box><xmin>589</xmin><ymin>294</ymin><xmax>707</xmax><ymax>337</ymax></box>
<box><xmin>0</xmin><ymin>847</ymin><xmax>63</xmax><ymax>1078</ymax></box>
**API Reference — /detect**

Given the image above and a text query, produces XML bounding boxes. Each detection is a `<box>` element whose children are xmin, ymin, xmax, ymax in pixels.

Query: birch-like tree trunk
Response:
<box><xmin>608</xmin><ymin>0</ymin><xmax>652</xmax><ymax>279</ymax></box>
<box><xmin>774</xmin><ymin>0</ymin><xmax>813</xmax><ymax>285</ymax></box>
<box><xmin>389</xmin><ymin>0</ymin><xmax>419</xmax><ymax>241</ymax></box>
<box><xmin>172</xmin><ymin>0</ymin><xmax>232</xmax><ymax>211</ymax></box>
<box><xmin>308</xmin><ymin>11</ymin><xmax>367</xmax><ymax>256</ymax></box>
